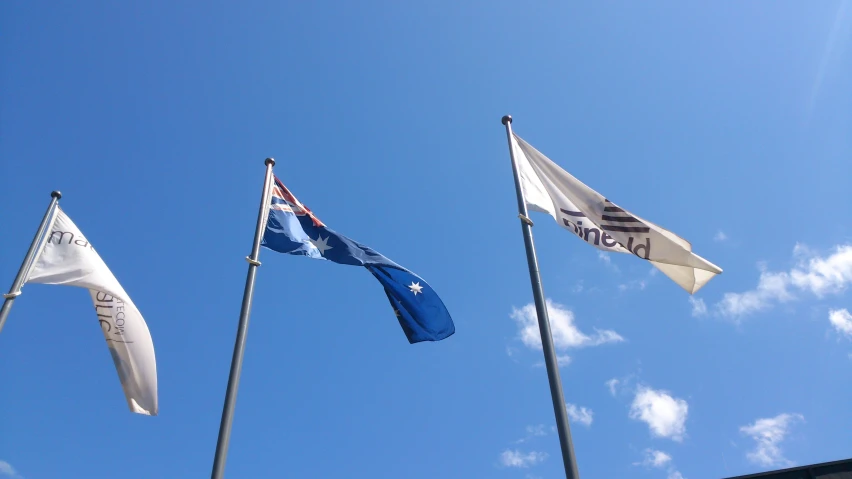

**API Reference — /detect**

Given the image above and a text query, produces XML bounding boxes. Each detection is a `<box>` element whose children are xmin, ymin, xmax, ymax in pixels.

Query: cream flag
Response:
<box><xmin>512</xmin><ymin>133</ymin><xmax>722</xmax><ymax>294</ymax></box>
<box><xmin>26</xmin><ymin>207</ymin><xmax>158</xmax><ymax>415</ymax></box>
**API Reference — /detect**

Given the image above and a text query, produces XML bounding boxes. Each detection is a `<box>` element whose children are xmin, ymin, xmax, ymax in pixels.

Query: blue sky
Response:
<box><xmin>1</xmin><ymin>1</ymin><xmax>851</xmax><ymax>478</ymax></box>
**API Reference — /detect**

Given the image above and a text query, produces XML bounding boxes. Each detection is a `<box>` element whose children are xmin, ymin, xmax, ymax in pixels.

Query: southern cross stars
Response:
<box><xmin>310</xmin><ymin>234</ymin><xmax>333</xmax><ymax>255</ymax></box>
<box><xmin>408</xmin><ymin>282</ymin><xmax>423</xmax><ymax>295</ymax></box>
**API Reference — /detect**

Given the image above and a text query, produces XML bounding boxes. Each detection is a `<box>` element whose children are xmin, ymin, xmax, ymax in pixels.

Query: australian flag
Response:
<box><xmin>261</xmin><ymin>176</ymin><xmax>455</xmax><ymax>343</ymax></box>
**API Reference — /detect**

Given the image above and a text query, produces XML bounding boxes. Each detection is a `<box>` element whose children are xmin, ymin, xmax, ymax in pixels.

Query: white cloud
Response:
<box><xmin>606</xmin><ymin>378</ymin><xmax>620</xmax><ymax>396</ymax></box>
<box><xmin>714</xmin><ymin>231</ymin><xmax>728</xmax><ymax>242</ymax></box>
<box><xmin>634</xmin><ymin>449</ymin><xmax>672</xmax><ymax>468</ymax></box>
<box><xmin>566</xmin><ymin>403</ymin><xmax>594</xmax><ymax>427</ymax></box>
<box><xmin>689</xmin><ymin>297</ymin><xmax>707</xmax><ymax>317</ymax></box>
<box><xmin>717</xmin><ymin>269</ymin><xmax>794</xmax><ymax>317</ymax></box>
<box><xmin>829</xmin><ymin>308</ymin><xmax>852</xmax><ymax>338</ymax></box>
<box><xmin>717</xmin><ymin>245</ymin><xmax>852</xmax><ymax>318</ymax></box>
<box><xmin>740</xmin><ymin>413</ymin><xmax>804</xmax><ymax>467</ymax></box>
<box><xmin>634</xmin><ymin>449</ymin><xmax>686</xmax><ymax>479</ymax></box>
<box><xmin>0</xmin><ymin>461</ymin><xmax>19</xmax><ymax>478</ymax></box>
<box><xmin>790</xmin><ymin>245</ymin><xmax>852</xmax><ymax>295</ymax></box>
<box><xmin>511</xmin><ymin>299</ymin><xmax>624</xmax><ymax>351</ymax></box>
<box><xmin>500</xmin><ymin>450</ymin><xmax>548</xmax><ymax>468</ymax></box>
<box><xmin>629</xmin><ymin>386</ymin><xmax>689</xmax><ymax>441</ymax></box>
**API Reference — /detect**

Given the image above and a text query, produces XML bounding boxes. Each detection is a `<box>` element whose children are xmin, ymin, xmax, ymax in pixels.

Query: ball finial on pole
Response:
<box><xmin>501</xmin><ymin>115</ymin><xmax>513</xmax><ymax>125</ymax></box>
<box><xmin>264</xmin><ymin>158</ymin><xmax>275</xmax><ymax>167</ymax></box>
<box><xmin>51</xmin><ymin>191</ymin><xmax>62</xmax><ymax>199</ymax></box>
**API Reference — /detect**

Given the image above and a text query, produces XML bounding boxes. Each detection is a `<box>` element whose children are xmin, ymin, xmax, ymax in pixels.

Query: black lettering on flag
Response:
<box><xmin>601</xmin><ymin>215</ymin><xmax>642</xmax><ymax>222</ymax></box>
<box><xmin>601</xmin><ymin>233</ymin><xmax>618</xmax><ymax>247</ymax></box>
<box><xmin>601</xmin><ymin>225</ymin><xmax>651</xmax><ymax>233</ymax></box>
<box><xmin>48</xmin><ymin>231</ymin><xmax>74</xmax><ymax>244</ymax></box>
<box><xmin>584</xmin><ymin>228</ymin><xmax>600</xmax><ymax>245</ymax></box>
<box><xmin>600</xmin><ymin>200</ymin><xmax>651</xmax><ymax>233</ymax></box>
<box><xmin>559</xmin><ymin>208</ymin><xmax>585</xmax><ymax>217</ymax></box>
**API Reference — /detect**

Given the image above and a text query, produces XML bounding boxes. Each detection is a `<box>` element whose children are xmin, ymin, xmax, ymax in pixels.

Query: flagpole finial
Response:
<box><xmin>265</xmin><ymin>158</ymin><xmax>275</xmax><ymax>167</ymax></box>
<box><xmin>501</xmin><ymin>115</ymin><xmax>512</xmax><ymax>125</ymax></box>
<box><xmin>51</xmin><ymin>191</ymin><xmax>62</xmax><ymax>199</ymax></box>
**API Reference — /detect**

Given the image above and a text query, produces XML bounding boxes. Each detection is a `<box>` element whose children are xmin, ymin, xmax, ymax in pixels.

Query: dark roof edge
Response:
<box><xmin>724</xmin><ymin>457</ymin><xmax>852</xmax><ymax>478</ymax></box>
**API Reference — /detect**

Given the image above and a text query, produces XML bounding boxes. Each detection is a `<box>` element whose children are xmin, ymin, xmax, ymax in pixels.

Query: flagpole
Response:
<box><xmin>0</xmin><ymin>191</ymin><xmax>62</xmax><ymax>336</ymax></box>
<box><xmin>211</xmin><ymin>158</ymin><xmax>276</xmax><ymax>479</ymax></box>
<box><xmin>502</xmin><ymin>115</ymin><xmax>580</xmax><ymax>479</ymax></box>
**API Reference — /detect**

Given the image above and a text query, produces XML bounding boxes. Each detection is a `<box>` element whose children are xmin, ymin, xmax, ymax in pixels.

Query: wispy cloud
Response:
<box><xmin>807</xmin><ymin>0</ymin><xmax>852</xmax><ymax>119</ymax></box>
<box><xmin>511</xmin><ymin>299</ymin><xmax>624</xmax><ymax>351</ymax></box>
<box><xmin>740</xmin><ymin>413</ymin><xmax>804</xmax><ymax>467</ymax></box>
<box><xmin>619</xmin><ymin>266</ymin><xmax>660</xmax><ymax>292</ymax></box>
<box><xmin>689</xmin><ymin>297</ymin><xmax>707</xmax><ymax>317</ymax></box>
<box><xmin>598</xmin><ymin>251</ymin><xmax>620</xmax><ymax>272</ymax></box>
<box><xmin>515</xmin><ymin>424</ymin><xmax>549</xmax><ymax>444</ymax></box>
<box><xmin>619</xmin><ymin>279</ymin><xmax>647</xmax><ymax>292</ymax></box>
<box><xmin>0</xmin><ymin>461</ymin><xmax>20</xmax><ymax>479</ymax></box>
<box><xmin>606</xmin><ymin>378</ymin><xmax>621</xmax><ymax>396</ymax></box>
<box><xmin>500</xmin><ymin>450</ymin><xmax>548</xmax><ymax>468</ymax></box>
<box><xmin>668</xmin><ymin>471</ymin><xmax>686</xmax><ymax>479</ymax></box>
<box><xmin>829</xmin><ymin>308</ymin><xmax>852</xmax><ymax>338</ymax></box>
<box><xmin>629</xmin><ymin>386</ymin><xmax>689</xmax><ymax>442</ymax></box>
<box><xmin>634</xmin><ymin>449</ymin><xmax>672</xmax><ymax>468</ymax></box>
<box><xmin>715</xmin><ymin>244</ymin><xmax>852</xmax><ymax>318</ymax></box>
<box><xmin>714</xmin><ymin>231</ymin><xmax>728</xmax><ymax>242</ymax></box>
<box><xmin>566</xmin><ymin>403</ymin><xmax>594</xmax><ymax>427</ymax></box>
<box><xmin>605</xmin><ymin>374</ymin><xmax>636</xmax><ymax>396</ymax></box>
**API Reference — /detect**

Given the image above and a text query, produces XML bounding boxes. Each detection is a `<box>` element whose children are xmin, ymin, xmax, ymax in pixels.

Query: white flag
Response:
<box><xmin>511</xmin><ymin>133</ymin><xmax>722</xmax><ymax>294</ymax></box>
<box><xmin>25</xmin><ymin>207</ymin><xmax>158</xmax><ymax>415</ymax></box>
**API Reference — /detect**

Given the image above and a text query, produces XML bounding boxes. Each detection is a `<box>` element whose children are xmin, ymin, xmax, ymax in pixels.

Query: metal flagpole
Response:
<box><xmin>211</xmin><ymin>158</ymin><xmax>276</xmax><ymax>479</ymax></box>
<box><xmin>502</xmin><ymin>115</ymin><xmax>580</xmax><ymax>479</ymax></box>
<box><xmin>0</xmin><ymin>190</ymin><xmax>62</xmax><ymax>336</ymax></box>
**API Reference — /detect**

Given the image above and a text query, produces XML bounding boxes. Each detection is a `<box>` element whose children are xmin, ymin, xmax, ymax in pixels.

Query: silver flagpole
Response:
<box><xmin>502</xmin><ymin>115</ymin><xmax>580</xmax><ymax>479</ymax></box>
<box><xmin>211</xmin><ymin>158</ymin><xmax>276</xmax><ymax>479</ymax></box>
<box><xmin>0</xmin><ymin>190</ymin><xmax>62</xmax><ymax>336</ymax></box>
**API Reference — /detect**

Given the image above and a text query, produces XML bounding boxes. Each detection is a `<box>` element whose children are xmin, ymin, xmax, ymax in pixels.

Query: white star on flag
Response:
<box><xmin>309</xmin><ymin>234</ymin><xmax>333</xmax><ymax>255</ymax></box>
<box><xmin>408</xmin><ymin>282</ymin><xmax>423</xmax><ymax>295</ymax></box>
